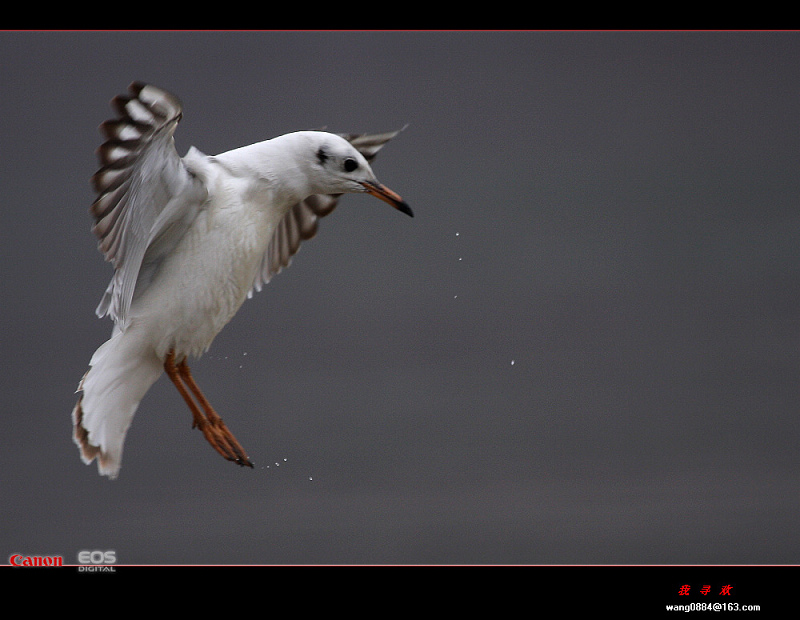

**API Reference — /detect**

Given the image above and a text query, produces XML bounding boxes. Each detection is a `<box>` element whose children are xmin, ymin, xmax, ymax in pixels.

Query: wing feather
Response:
<box><xmin>90</xmin><ymin>82</ymin><xmax>207</xmax><ymax>328</ymax></box>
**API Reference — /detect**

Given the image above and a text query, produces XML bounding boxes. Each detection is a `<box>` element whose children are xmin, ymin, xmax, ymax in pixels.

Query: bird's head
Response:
<box><xmin>298</xmin><ymin>131</ymin><xmax>413</xmax><ymax>217</ymax></box>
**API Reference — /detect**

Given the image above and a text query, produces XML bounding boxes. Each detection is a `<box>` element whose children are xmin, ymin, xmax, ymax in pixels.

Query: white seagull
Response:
<box><xmin>73</xmin><ymin>82</ymin><xmax>412</xmax><ymax>479</ymax></box>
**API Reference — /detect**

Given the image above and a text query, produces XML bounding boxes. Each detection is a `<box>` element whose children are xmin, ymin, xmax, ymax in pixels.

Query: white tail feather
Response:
<box><xmin>72</xmin><ymin>328</ymin><xmax>162</xmax><ymax>479</ymax></box>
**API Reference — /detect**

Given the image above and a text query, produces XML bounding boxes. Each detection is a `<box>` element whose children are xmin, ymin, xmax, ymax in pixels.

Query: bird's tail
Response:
<box><xmin>72</xmin><ymin>328</ymin><xmax>163</xmax><ymax>479</ymax></box>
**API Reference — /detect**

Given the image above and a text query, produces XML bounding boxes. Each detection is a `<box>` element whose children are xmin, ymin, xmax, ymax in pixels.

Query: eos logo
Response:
<box><xmin>77</xmin><ymin>550</ymin><xmax>117</xmax><ymax>571</ymax></box>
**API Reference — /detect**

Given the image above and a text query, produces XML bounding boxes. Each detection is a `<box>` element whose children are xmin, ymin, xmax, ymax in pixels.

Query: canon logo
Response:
<box><xmin>9</xmin><ymin>554</ymin><xmax>63</xmax><ymax>567</ymax></box>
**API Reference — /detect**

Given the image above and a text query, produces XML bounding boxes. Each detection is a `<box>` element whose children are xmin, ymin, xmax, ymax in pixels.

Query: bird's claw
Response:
<box><xmin>195</xmin><ymin>416</ymin><xmax>254</xmax><ymax>468</ymax></box>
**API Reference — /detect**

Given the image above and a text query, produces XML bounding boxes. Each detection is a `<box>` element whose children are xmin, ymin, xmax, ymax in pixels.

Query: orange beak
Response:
<box><xmin>361</xmin><ymin>180</ymin><xmax>413</xmax><ymax>217</ymax></box>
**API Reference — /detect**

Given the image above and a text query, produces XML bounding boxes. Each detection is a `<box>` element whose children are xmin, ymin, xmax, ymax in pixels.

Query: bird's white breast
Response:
<box><xmin>130</xmin><ymin>158</ymin><xmax>288</xmax><ymax>359</ymax></box>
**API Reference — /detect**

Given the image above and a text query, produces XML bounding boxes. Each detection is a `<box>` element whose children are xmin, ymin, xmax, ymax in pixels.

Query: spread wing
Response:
<box><xmin>249</xmin><ymin>130</ymin><xmax>403</xmax><ymax>296</ymax></box>
<box><xmin>90</xmin><ymin>82</ymin><xmax>207</xmax><ymax>328</ymax></box>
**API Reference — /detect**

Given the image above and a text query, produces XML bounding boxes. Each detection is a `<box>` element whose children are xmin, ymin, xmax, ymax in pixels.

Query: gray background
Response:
<box><xmin>2</xmin><ymin>31</ymin><xmax>799</xmax><ymax>565</ymax></box>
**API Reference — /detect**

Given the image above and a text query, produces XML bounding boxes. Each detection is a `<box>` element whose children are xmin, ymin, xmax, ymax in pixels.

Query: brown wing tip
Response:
<box><xmin>72</xmin><ymin>392</ymin><xmax>102</xmax><ymax>464</ymax></box>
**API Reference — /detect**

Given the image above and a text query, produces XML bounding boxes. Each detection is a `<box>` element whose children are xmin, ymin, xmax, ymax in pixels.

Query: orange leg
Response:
<box><xmin>164</xmin><ymin>350</ymin><xmax>254</xmax><ymax>468</ymax></box>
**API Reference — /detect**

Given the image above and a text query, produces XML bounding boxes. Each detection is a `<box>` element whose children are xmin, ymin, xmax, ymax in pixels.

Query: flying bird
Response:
<box><xmin>73</xmin><ymin>82</ymin><xmax>412</xmax><ymax>479</ymax></box>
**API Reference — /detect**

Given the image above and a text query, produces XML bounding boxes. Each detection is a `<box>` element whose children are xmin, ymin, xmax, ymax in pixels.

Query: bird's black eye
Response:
<box><xmin>343</xmin><ymin>157</ymin><xmax>358</xmax><ymax>172</ymax></box>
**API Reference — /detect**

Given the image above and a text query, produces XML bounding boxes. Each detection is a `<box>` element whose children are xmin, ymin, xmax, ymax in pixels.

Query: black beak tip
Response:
<box><xmin>397</xmin><ymin>202</ymin><xmax>414</xmax><ymax>218</ymax></box>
